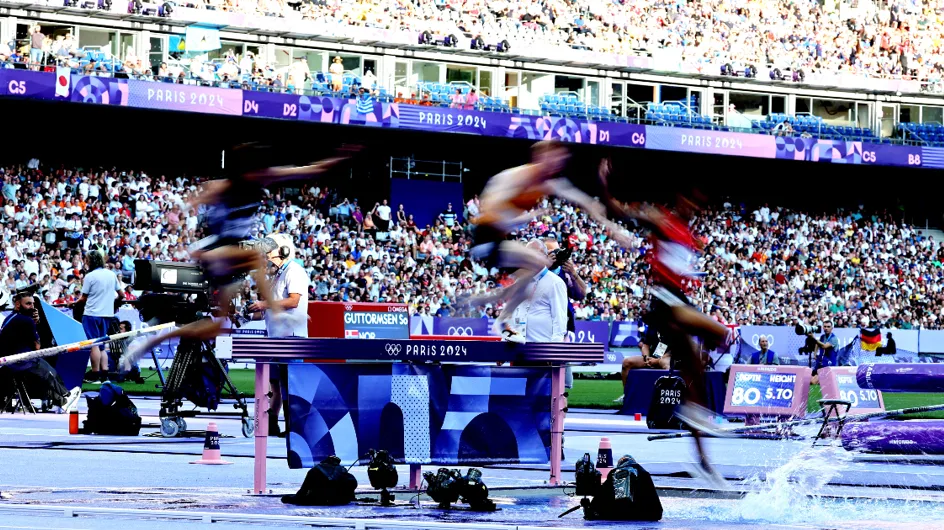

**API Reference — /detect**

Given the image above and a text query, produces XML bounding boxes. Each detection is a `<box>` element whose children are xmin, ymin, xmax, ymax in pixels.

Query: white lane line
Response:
<box><xmin>0</xmin><ymin>525</ymin><xmax>91</xmax><ymax>530</ymax></box>
<box><xmin>565</xmin><ymin>418</ymin><xmax>640</xmax><ymax>426</ymax></box>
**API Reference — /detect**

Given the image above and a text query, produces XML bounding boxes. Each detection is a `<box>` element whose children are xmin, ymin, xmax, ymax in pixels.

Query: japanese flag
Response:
<box><xmin>56</xmin><ymin>66</ymin><xmax>70</xmax><ymax>98</ymax></box>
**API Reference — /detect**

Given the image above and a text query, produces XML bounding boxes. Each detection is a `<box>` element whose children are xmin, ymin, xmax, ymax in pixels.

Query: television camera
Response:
<box><xmin>423</xmin><ymin>467</ymin><xmax>496</xmax><ymax>511</ymax></box>
<box><xmin>131</xmin><ymin>259</ymin><xmax>253</xmax><ymax>328</ymax></box>
<box><xmin>366</xmin><ymin>449</ymin><xmax>398</xmax><ymax>506</ymax></box>
<box><xmin>130</xmin><ymin>259</ymin><xmax>253</xmax><ymax>438</ymax></box>
<box><xmin>560</xmin><ymin>453</ymin><xmax>663</xmax><ymax>522</ymax></box>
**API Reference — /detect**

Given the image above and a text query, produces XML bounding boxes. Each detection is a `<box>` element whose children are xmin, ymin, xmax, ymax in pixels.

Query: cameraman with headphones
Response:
<box><xmin>250</xmin><ymin>233</ymin><xmax>309</xmax><ymax>437</ymax></box>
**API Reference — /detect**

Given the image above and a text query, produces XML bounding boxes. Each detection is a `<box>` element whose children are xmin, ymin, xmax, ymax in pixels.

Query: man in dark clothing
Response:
<box><xmin>877</xmin><ymin>332</ymin><xmax>897</xmax><ymax>356</ymax></box>
<box><xmin>1</xmin><ymin>293</ymin><xmax>80</xmax><ymax>410</ymax></box>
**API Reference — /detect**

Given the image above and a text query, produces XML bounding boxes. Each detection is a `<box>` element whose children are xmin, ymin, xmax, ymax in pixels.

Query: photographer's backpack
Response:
<box><xmin>282</xmin><ymin>456</ymin><xmax>358</xmax><ymax>506</ymax></box>
<box><xmin>83</xmin><ymin>383</ymin><xmax>142</xmax><ymax>436</ymax></box>
<box><xmin>586</xmin><ymin>456</ymin><xmax>663</xmax><ymax>521</ymax></box>
<box><xmin>646</xmin><ymin>368</ymin><xmax>686</xmax><ymax>430</ymax></box>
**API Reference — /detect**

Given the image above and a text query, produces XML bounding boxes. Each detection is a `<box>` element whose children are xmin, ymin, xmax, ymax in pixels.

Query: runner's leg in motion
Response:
<box><xmin>119</xmin><ymin>283</ymin><xmax>242</xmax><ymax>370</ymax></box>
<box><xmin>463</xmin><ymin>241</ymin><xmax>552</xmax><ymax>308</ymax></box>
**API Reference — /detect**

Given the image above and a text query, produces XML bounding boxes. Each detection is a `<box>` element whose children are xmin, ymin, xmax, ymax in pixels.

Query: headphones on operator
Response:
<box><xmin>264</xmin><ymin>235</ymin><xmax>292</xmax><ymax>264</ymax></box>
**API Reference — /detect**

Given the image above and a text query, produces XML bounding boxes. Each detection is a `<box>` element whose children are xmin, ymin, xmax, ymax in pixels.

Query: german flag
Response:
<box><xmin>860</xmin><ymin>328</ymin><xmax>882</xmax><ymax>351</ymax></box>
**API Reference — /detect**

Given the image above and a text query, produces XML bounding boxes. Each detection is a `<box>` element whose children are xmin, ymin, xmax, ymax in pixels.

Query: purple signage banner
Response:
<box><xmin>241</xmin><ymin>89</ymin><xmax>300</xmax><ymax>120</ymax></box>
<box><xmin>128</xmin><ymin>80</ymin><xmax>243</xmax><ymax>115</ymax></box>
<box><xmin>70</xmin><ymin>75</ymin><xmax>128</xmax><ymax>106</ymax></box>
<box><xmin>399</xmin><ymin>105</ymin><xmax>645</xmax><ymax>147</ymax></box>
<box><xmin>574</xmin><ymin>320</ymin><xmax>609</xmax><ymax>346</ymax></box>
<box><xmin>298</xmin><ymin>95</ymin><xmax>399</xmax><ymax>127</ymax></box>
<box><xmin>645</xmin><ymin>125</ymin><xmax>776</xmax><ymax>158</ymax></box>
<box><xmin>0</xmin><ymin>70</ymin><xmax>936</xmax><ymax>172</ymax></box>
<box><xmin>862</xmin><ymin>143</ymin><xmax>923</xmax><ymax>167</ymax></box>
<box><xmin>0</xmin><ymin>69</ymin><xmax>56</xmax><ymax>99</ymax></box>
<box><xmin>242</xmin><ymin>91</ymin><xmax>400</xmax><ymax>127</ymax></box>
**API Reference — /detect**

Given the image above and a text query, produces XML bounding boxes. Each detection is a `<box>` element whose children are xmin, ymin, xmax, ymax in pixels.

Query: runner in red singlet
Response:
<box><xmin>598</xmin><ymin>163</ymin><xmax>733</xmax><ymax>487</ymax></box>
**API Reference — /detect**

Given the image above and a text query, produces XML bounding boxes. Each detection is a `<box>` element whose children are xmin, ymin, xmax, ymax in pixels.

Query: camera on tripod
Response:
<box><xmin>129</xmin><ymin>259</ymin><xmax>253</xmax><ymax>438</ymax></box>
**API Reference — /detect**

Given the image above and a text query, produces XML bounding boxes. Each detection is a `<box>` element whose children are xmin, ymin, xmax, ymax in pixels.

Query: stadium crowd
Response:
<box><xmin>2</xmin><ymin>161</ymin><xmax>943</xmax><ymax>330</ymax></box>
<box><xmin>164</xmin><ymin>0</ymin><xmax>944</xmax><ymax>81</ymax></box>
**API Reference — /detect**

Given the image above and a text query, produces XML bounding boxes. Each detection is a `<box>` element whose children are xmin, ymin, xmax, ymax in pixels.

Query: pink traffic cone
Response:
<box><xmin>190</xmin><ymin>422</ymin><xmax>233</xmax><ymax>465</ymax></box>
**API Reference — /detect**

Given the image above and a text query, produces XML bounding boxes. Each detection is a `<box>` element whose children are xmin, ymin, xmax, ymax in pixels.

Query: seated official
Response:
<box><xmin>0</xmin><ymin>292</ymin><xmax>80</xmax><ymax>411</ymax></box>
<box><xmin>747</xmin><ymin>336</ymin><xmax>779</xmax><ymax>365</ymax></box>
<box><xmin>876</xmin><ymin>332</ymin><xmax>896</xmax><ymax>356</ymax></box>
<box><xmin>614</xmin><ymin>326</ymin><xmax>671</xmax><ymax>404</ymax></box>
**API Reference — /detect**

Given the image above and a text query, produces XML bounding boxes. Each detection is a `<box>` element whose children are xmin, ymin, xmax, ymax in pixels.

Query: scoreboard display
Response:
<box><xmin>818</xmin><ymin>366</ymin><xmax>885</xmax><ymax>414</ymax></box>
<box><xmin>723</xmin><ymin>365</ymin><xmax>812</xmax><ymax>417</ymax></box>
<box><xmin>309</xmin><ymin>302</ymin><xmax>410</xmax><ymax>339</ymax></box>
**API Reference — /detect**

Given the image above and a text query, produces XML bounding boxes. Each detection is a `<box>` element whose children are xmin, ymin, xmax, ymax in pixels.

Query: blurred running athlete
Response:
<box><xmin>466</xmin><ymin>141</ymin><xmax>631</xmax><ymax>342</ymax></box>
<box><xmin>121</xmin><ymin>143</ymin><xmax>356</xmax><ymax>368</ymax></box>
<box><xmin>598</xmin><ymin>158</ymin><xmax>734</xmax><ymax>487</ymax></box>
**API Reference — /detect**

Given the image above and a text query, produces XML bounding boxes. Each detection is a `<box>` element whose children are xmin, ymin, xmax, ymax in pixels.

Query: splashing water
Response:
<box><xmin>733</xmin><ymin>444</ymin><xmax>850</xmax><ymax>523</ymax></box>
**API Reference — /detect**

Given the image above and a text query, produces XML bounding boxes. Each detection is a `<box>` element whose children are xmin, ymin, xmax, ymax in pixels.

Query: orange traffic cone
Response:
<box><xmin>596</xmin><ymin>437</ymin><xmax>613</xmax><ymax>480</ymax></box>
<box><xmin>190</xmin><ymin>422</ymin><xmax>233</xmax><ymax>465</ymax></box>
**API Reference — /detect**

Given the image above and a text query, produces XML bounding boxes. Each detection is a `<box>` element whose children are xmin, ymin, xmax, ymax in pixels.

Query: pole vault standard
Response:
<box><xmin>0</xmin><ymin>322</ymin><xmax>176</xmax><ymax>367</ymax></box>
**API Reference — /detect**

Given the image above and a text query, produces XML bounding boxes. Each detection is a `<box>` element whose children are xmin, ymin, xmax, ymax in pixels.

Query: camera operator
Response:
<box><xmin>250</xmin><ymin>234</ymin><xmax>309</xmax><ymax>437</ymax></box>
<box><xmin>545</xmin><ymin>237</ymin><xmax>587</xmax><ymax>390</ymax></box>
<box><xmin>0</xmin><ymin>292</ymin><xmax>80</xmax><ymax>411</ymax></box>
<box><xmin>809</xmin><ymin>320</ymin><xmax>838</xmax><ymax>385</ymax></box>
<box><xmin>75</xmin><ymin>250</ymin><xmax>123</xmax><ymax>383</ymax></box>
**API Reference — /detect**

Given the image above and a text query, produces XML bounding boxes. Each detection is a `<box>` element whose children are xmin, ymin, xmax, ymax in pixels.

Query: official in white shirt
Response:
<box><xmin>250</xmin><ymin>234</ymin><xmax>310</xmax><ymax>437</ymax></box>
<box><xmin>510</xmin><ymin>240</ymin><xmax>569</xmax><ymax>343</ymax></box>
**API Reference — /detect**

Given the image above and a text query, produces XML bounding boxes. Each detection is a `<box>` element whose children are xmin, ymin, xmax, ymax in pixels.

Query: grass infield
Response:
<box><xmin>85</xmin><ymin>368</ymin><xmax>944</xmax><ymax>419</ymax></box>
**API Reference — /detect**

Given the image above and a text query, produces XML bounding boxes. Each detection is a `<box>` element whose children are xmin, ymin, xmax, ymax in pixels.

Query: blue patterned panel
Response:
<box><xmin>284</xmin><ymin>364</ymin><xmax>552</xmax><ymax>469</ymax></box>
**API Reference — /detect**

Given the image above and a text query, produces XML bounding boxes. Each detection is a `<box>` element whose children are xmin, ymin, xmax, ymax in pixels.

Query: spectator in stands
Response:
<box><xmin>0</xmin><ymin>40</ymin><xmax>12</xmax><ymax>64</ymax></box>
<box><xmin>29</xmin><ymin>25</ymin><xmax>44</xmax><ymax>70</ymax></box>
<box><xmin>373</xmin><ymin>200</ymin><xmax>391</xmax><ymax>232</ymax></box>
<box><xmin>450</xmin><ymin>88</ymin><xmax>465</xmax><ymax>109</ymax></box>
<box><xmin>465</xmin><ymin>88</ymin><xmax>479</xmax><ymax>110</ymax></box>
<box><xmin>329</xmin><ymin>56</ymin><xmax>344</xmax><ymax>92</ymax></box>
<box><xmin>362</xmin><ymin>69</ymin><xmax>377</xmax><ymax>89</ymax></box>
<box><xmin>439</xmin><ymin>203</ymin><xmax>458</xmax><ymax>228</ymax></box>
<box><xmin>356</xmin><ymin>86</ymin><xmax>375</xmax><ymax>114</ymax></box>
<box><xmin>396</xmin><ymin>204</ymin><xmax>407</xmax><ymax>226</ymax></box>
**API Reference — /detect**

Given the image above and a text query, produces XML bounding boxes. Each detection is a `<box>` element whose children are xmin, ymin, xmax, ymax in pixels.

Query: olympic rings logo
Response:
<box><xmin>385</xmin><ymin>343</ymin><xmax>402</xmax><ymax>356</ymax></box>
<box><xmin>751</xmin><ymin>334</ymin><xmax>775</xmax><ymax>348</ymax></box>
<box><xmin>447</xmin><ymin>327</ymin><xmax>474</xmax><ymax>336</ymax></box>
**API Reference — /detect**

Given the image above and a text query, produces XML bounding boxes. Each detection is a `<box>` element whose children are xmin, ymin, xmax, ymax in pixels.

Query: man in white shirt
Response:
<box><xmin>509</xmin><ymin>240</ymin><xmax>568</xmax><ymax>343</ymax></box>
<box><xmin>375</xmin><ymin>200</ymin><xmax>392</xmax><ymax>231</ymax></box>
<box><xmin>74</xmin><ymin>249</ymin><xmax>122</xmax><ymax>382</ymax></box>
<box><xmin>250</xmin><ymin>233</ymin><xmax>310</xmax><ymax>437</ymax></box>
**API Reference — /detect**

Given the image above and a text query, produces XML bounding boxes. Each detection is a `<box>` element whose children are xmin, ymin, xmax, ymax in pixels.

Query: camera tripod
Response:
<box><xmin>157</xmin><ymin>336</ymin><xmax>253</xmax><ymax>438</ymax></box>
